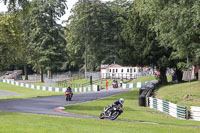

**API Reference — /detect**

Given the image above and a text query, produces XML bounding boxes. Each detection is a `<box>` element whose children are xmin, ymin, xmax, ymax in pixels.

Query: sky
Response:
<box><xmin>0</xmin><ymin>0</ymin><xmax>111</xmax><ymax>25</ymax></box>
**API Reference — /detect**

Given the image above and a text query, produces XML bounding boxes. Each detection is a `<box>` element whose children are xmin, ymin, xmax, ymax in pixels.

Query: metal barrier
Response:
<box><xmin>190</xmin><ymin>106</ymin><xmax>200</xmax><ymax>121</ymax></box>
<box><xmin>1</xmin><ymin>79</ymin><xmax>99</xmax><ymax>93</ymax></box>
<box><xmin>149</xmin><ymin>97</ymin><xmax>188</xmax><ymax>119</ymax></box>
<box><xmin>122</xmin><ymin>82</ymin><xmax>146</xmax><ymax>89</ymax></box>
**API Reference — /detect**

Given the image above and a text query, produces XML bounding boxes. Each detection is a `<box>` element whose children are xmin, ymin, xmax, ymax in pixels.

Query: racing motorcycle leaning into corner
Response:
<box><xmin>99</xmin><ymin>98</ymin><xmax>124</xmax><ymax>120</ymax></box>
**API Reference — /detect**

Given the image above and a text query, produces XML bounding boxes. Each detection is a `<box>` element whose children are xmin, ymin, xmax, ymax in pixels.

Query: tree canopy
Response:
<box><xmin>1</xmin><ymin>0</ymin><xmax>200</xmax><ymax>84</ymax></box>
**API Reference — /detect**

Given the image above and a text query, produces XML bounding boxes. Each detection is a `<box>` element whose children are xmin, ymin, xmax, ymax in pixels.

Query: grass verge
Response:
<box><xmin>0</xmin><ymin>83</ymin><xmax>63</xmax><ymax>100</ymax></box>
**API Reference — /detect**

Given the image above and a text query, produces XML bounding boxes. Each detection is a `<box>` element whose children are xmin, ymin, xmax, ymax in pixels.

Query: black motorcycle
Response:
<box><xmin>99</xmin><ymin>104</ymin><xmax>123</xmax><ymax>120</ymax></box>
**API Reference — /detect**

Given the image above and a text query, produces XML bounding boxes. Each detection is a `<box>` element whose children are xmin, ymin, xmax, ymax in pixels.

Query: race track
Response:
<box><xmin>0</xmin><ymin>89</ymin><xmax>130</xmax><ymax>118</ymax></box>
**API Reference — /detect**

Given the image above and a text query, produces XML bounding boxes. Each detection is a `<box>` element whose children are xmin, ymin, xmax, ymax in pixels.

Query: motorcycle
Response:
<box><xmin>112</xmin><ymin>82</ymin><xmax>118</xmax><ymax>88</ymax></box>
<box><xmin>99</xmin><ymin>104</ymin><xmax>123</xmax><ymax>120</ymax></box>
<box><xmin>65</xmin><ymin>91</ymin><xmax>73</xmax><ymax>101</ymax></box>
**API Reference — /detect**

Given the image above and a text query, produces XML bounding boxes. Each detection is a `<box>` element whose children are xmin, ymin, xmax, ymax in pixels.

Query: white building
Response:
<box><xmin>101</xmin><ymin>64</ymin><xmax>146</xmax><ymax>79</ymax></box>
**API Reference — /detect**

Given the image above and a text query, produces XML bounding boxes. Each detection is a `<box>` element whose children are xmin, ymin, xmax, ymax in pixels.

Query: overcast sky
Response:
<box><xmin>0</xmin><ymin>0</ymin><xmax>111</xmax><ymax>24</ymax></box>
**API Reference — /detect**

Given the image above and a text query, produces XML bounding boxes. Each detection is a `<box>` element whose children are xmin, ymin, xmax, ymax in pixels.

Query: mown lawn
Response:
<box><xmin>0</xmin><ymin>83</ymin><xmax>63</xmax><ymax>100</ymax></box>
<box><xmin>128</xmin><ymin>76</ymin><xmax>172</xmax><ymax>83</ymax></box>
<box><xmin>0</xmin><ymin>111</ymin><xmax>199</xmax><ymax>133</ymax></box>
<box><xmin>156</xmin><ymin>81</ymin><xmax>200</xmax><ymax>107</ymax></box>
<box><xmin>64</xmin><ymin>89</ymin><xmax>200</xmax><ymax>127</ymax></box>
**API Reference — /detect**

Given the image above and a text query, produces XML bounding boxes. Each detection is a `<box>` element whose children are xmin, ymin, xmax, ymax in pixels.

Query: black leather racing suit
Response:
<box><xmin>106</xmin><ymin>100</ymin><xmax>123</xmax><ymax>116</ymax></box>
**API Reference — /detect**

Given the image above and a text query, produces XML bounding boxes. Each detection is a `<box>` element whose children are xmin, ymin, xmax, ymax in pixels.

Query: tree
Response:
<box><xmin>147</xmin><ymin>0</ymin><xmax>200</xmax><ymax>80</ymax></box>
<box><xmin>152</xmin><ymin>0</ymin><xmax>200</xmax><ymax>65</ymax></box>
<box><xmin>120</xmin><ymin>0</ymin><xmax>175</xmax><ymax>84</ymax></box>
<box><xmin>25</xmin><ymin>0</ymin><xmax>67</xmax><ymax>82</ymax></box>
<box><xmin>65</xmin><ymin>0</ymin><xmax>130</xmax><ymax>74</ymax></box>
<box><xmin>0</xmin><ymin>13</ymin><xmax>22</xmax><ymax>70</ymax></box>
<box><xmin>2</xmin><ymin>0</ymin><xmax>29</xmax><ymax>11</ymax></box>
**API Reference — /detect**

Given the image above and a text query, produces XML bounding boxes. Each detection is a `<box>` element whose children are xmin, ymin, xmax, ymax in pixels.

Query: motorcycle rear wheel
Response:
<box><xmin>110</xmin><ymin>111</ymin><xmax>120</xmax><ymax>120</ymax></box>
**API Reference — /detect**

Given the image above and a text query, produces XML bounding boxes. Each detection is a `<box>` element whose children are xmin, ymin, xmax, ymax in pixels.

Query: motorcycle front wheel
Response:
<box><xmin>99</xmin><ymin>113</ymin><xmax>105</xmax><ymax>119</ymax></box>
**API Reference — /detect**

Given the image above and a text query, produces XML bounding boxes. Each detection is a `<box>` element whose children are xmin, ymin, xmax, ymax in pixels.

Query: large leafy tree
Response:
<box><xmin>65</xmin><ymin>0</ymin><xmax>130</xmax><ymax>74</ymax></box>
<box><xmin>66</xmin><ymin>0</ymin><xmax>111</xmax><ymax>73</ymax></box>
<box><xmin>151</xmin><ymin>0</ymin><xmax>200</xmax><ymax>69</ymax></box>
<box><xmin>25</xmin><ymin>0</ymin><xmax>67</xmax><ymax>81</ymax></box>
<box><xmin>120</xmin><ymin>0</ymin><xmax>175</xmax><ymax>84</ymax></box>
<box><xmin>0</xmin><ymin>13</ymin><xmax>22</xmax><ymax>70</ymax></box>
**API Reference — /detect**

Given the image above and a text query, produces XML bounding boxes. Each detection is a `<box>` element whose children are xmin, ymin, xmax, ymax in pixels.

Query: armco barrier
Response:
<box><xmin>190</xmin><ymin>106</ymin><xmax>200</xmax><ymax>121</ymax></box>
<box><xmin>1</xmin><ymin>79</ymin><xmax>99</xmax><ymax>93</ymax></box>
<box><xmin>149</xmin><ymin>97</ymin><xmax>188</xmax><ymax>119</ymax></box>
<box><xmin>122</xmin><ymin>82</ymin><xmax>146</xmax><ymax>89</ymax></box>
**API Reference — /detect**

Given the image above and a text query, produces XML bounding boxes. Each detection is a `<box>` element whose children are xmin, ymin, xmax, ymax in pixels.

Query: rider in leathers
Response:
<box><xmin>105</xmin><ymin>98</ymin><xmax>124</xmax><ymax>116</ymax></box>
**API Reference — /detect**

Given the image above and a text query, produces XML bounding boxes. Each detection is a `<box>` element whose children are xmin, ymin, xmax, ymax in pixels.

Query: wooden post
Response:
<box><xmin>186</xmin><ymin>108</ymin><xmax>189</xmax><ymax>120</ymax></box>
<box><xmin>198</xmin><ymin>69</ymin><xmax>200</xmax><ymax>81</ymax></box>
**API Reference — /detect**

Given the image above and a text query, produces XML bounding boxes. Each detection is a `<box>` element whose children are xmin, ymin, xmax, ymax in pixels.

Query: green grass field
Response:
<box><xmin>0</xmin><ymin>111</ymin><xmax>199</xmax><ymax>133</ymax></box>
<box><xmin>129</xmin><ymin>76</ymin><xmax>172</xmax><ymax>83</ymax></box>
<box><xmin>1</xmin><ymin>79</ymin><xmax>200</xmax><ymax>132</ymax></box>
<box><xmin>64</xmin><ymin>89</ymin><xmax>200</xmax><ymax>127</ymax></box>
<box><xmin>0</xmin><ymin>83</ymin><xmax>63</xmax><ymax>100</ymax></box>
<box><xmin>156</xmin><ymin>81</ymin><xmax>200</xmax><ymax>107</ymax></box>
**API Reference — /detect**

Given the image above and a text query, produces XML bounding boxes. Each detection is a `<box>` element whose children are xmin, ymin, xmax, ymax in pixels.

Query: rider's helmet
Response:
<box><xmin>119</xmin><ymin>98</ymin><xmax>124</xmax><ymax>104</ymax></box>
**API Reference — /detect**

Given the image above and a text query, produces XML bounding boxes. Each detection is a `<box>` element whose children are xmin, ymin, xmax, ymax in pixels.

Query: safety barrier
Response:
<box><xmin>0</xmin><ymin>79</ymin><xmax>99</xmax><ymax>93</ymax></box>
<box><xmin>190</xmin><ymin>106</ymin><xmax>200</xmax><ymax>121</ymax></box>
<box><xmin>149</xmin><ymin>97</ymin><xmax>188</xmax><ymax>119</ymax></box>
<box><xmin>122</xmin><ymin>82</ymin><xmax>146</xmax><ymax>89</ymax></box>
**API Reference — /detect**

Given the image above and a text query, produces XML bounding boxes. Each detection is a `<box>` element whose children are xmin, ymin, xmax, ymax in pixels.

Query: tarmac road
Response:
<box><xmin>0</xmin><ymin>89</ymin><xmax>130</xmax><ymax>119</ymax></box>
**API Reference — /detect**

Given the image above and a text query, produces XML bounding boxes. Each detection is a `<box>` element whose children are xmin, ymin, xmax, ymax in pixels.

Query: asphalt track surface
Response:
<box><xmin>0</xmin><ymin>89</ymin><xmax>130</xmax><ymax>119</ymax></box>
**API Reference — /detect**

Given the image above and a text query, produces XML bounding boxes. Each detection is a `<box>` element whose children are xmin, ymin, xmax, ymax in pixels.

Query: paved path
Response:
<box><xmin>0</xmin><ymin>90</ymin><xmax>21</xmax><ymax>96</ymax></box>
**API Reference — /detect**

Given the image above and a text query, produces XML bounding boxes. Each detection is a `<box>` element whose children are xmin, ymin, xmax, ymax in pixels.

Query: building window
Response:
<box><xmin>116</xmin><ymin>69</ymin><xmax>118</xmax><ymax>72</ymax></box>
<box><xmin>130</xmin><ymin>69</ymin><xmax>132</xmax><ymax>73</ymax></box>
<box><xmin>110</xmin><ymin>69</ymin><xmax>111</xmax><ymax>72</ymax></box>
<box><xmin>113</xmin><ymin>69</ymin><xmax>115</xmax><ymax>73</ymax></box>
<box><xmin>127</xmin><ymin>69</ymin><xmax>129</xmax><ymax>72</ymax></box>
<box><xmin>121</xmin><ymin>69</ymin><xmax>123</xmax><ymax>72</ymax></box>
<box><xmin>134</xmin><ymin>69</ymin><xmax>136</xmax><ymax>72</ymax></box>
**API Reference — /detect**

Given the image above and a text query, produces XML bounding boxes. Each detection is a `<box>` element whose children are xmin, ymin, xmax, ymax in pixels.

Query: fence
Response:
<box><xmin>56</xmin><ymin>78</ymin><xmax>104</xmax><ymax>89</ymax></box>
<box><xmin>149</xmin><ymin>97</ymin><xmax>188</xmax><ymax>119</ymax></box>
<box><xmin>0</xmin><ymin>79</ymin><xmax>99</xmax><ymax>93</ymax></box>
<box><xmin>190</xmin><ymin>106</ymin><xmax>200</xmax><ymax>121</ymax></box>
<box><xmin>101</xmin><ymin>73</ymin><xmax>155</xmax><ymax>80</ymax></box>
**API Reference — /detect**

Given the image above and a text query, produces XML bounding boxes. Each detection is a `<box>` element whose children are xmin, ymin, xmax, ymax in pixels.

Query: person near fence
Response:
<box><xmin>120</xmin><ymin>78</ymin><xmax>123</xmax><ymax>87</ymax></box>
<box><xmin>106</xmin><ymin>80</ymin><xmax>108</xmax><ymax>90</ymax></box>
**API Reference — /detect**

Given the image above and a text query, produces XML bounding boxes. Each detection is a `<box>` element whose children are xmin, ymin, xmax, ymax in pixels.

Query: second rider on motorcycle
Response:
<box><xmin>65</xmin><ymin>85</ymin><xmax>73</xmax><ymax>101</ymax></box>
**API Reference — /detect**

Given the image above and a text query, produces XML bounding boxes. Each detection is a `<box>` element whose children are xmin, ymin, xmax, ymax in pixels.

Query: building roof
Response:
<box><xmin>109</xmin><ymin>64</ymin><xmax>122</xmax><ymax>67</ymax></box>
